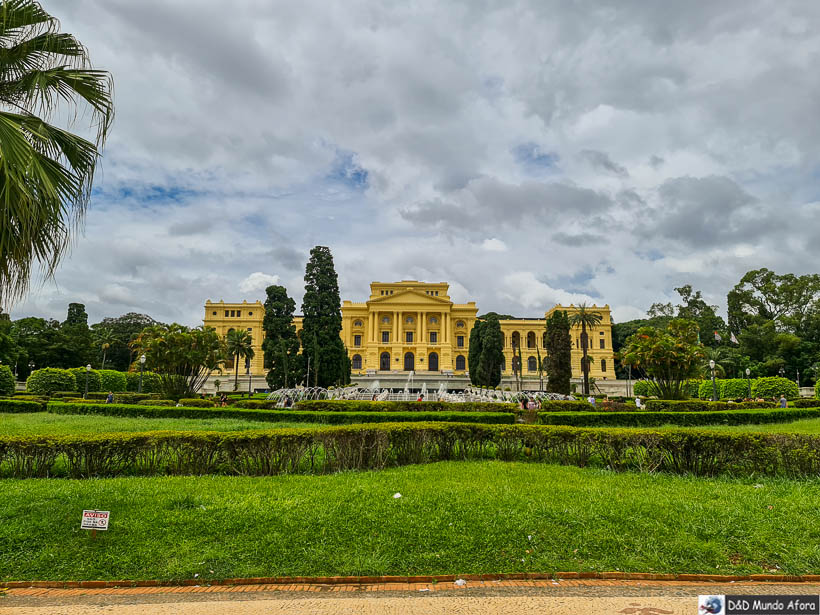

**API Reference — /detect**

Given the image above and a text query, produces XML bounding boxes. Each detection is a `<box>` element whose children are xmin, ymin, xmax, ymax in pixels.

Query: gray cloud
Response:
<box><xmin>580</xmin><ymin>150</ymin><xmax>629</xmax><ymax>177</ymax></box>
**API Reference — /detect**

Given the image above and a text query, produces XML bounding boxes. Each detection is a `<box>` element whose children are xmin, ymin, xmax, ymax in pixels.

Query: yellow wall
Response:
<box><xmin>204</xmin><ymin>281</ymin><xmax>616</xmax><ymax>380</ymax></box>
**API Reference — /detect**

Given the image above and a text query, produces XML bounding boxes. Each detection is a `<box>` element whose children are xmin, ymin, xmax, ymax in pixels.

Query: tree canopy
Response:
<box><xmin>262</xmin><ymin>284</ymin><xmax>301</xmax><ymax>389</ymax></box>
<box><xmin>545</xmin><ymin>309</ymin><xmax>572</xmax><ymax>394</ymax></box>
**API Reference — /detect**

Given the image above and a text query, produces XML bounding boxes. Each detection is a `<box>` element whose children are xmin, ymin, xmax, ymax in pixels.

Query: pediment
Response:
<box><xmin>368</xmin><ymin>288</ymin><xmax>451</xmax><ymax>306</ymax></box>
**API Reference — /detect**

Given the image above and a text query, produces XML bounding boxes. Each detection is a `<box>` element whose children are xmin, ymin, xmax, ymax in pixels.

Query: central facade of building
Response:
<box><xmin>204</xmin><ymin>280</ymin><xmax>615</xmax><ymax>381</ymax></box>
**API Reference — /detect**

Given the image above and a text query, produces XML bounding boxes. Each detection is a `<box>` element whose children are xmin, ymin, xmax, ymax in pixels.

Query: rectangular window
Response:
<box><xmin>406</xmin><ymin>332</ymin><xmax>413</xmax><ymax>343</ymax></box>
<box><xmin>225</xmin><ymin>310</ymin><xmax>229</xmax><ymax>317</ymax></box>
<box><xmin>230</xmin><ymin>310</ymin><xmax>236</xmax><ymax>317</ymax></box>
<box><xmin>457</xmin><ymin>335</ymin><xmax>464</xmax><ymax>347</ymax></box>
<box><xmin>354</xmin><ymin>335</ymin><xmax>362</xmax><ymax>347</ymax></box>
<box><xmin>247</xmin><ymin>327</ymin><xmax>252</xmax><ymax>332</ymax></box>
<box><xmin>430</xmin><ymin>331</ymin><xmax>437</xmax><ymax>343</ymax></box>
<box><xmin>237</xmin><ymin>310</ymin><xmax>241</xmax><ymax>317</ymax></box>
<box><xmin>212</xmin><ymin>311</ymin><xmax>217</xmax><ymax>316</ymax></box>
<box><xmin>382</xmin><ymin>331</ymin><xmax>389</xmax><ymax>343</ymax></box>
<box><xmin>600</xmin><ymin>339</ymin><xmax>605</xmax><ymax>349</ymax></box>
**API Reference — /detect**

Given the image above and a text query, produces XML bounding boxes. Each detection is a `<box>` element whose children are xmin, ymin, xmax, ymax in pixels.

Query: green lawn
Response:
<box><xmin>1</xmin><ymin>461</ymin><xmax>819</xmax><ymax>581</ymax></box>
<box><xmin>654</xmin><ymin>417</ymin><xmax>820</xmax><ymax>434</ymax></box>
<box><xmin>0</xmin><ymin>412</ymin><xmax>320</xmax><ymax>436</ymax></box>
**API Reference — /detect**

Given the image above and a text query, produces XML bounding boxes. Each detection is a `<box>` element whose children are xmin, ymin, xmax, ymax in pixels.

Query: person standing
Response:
<box><xmin>105</xmin><ymin>391</ymin><xmax>113</xmax><ymax>404</ymax></box>
<box><xmin>779</xmin><ymin>395</ymin><xmax>788</xmax><ymax>408</ymax></box>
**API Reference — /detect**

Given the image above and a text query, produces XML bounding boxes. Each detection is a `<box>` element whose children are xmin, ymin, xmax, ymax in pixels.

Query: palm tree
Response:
<box><xmin>701</xmin><ymin>346</ymin><xmax>735</xmax><ymax>379</ymax></box>
<box><xmin>569</xmin><ymin>303</ymin><xmax>603</xmax><ymax>395</ymax></box>
<box><xmin>226</xmin><ymin>329</ymin><xmax>254</xmax><ymax>391</ymax></box>
<box><xmin>0</xmin><ymin>1</ymin><xmax>113</xmax><ymax>308</ymax></box>
<box><xmin>94</xmin><ymin>327</ymin><xmax>115</xmax><ymax>369</ymax></box>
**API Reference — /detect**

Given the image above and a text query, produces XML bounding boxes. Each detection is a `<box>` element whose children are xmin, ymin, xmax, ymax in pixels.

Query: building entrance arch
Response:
<box><xmin>380</xmin><ymin>352</ymin><xmax>390</xmax><ymax>371</ymax></box>
<box><xmin>404</xmin><ymin>352</ymin><xmax>414</xmax><ymax>371</ymax></box>
<box><xmin>428</xmin><ymin>352</ymin><xmax>438</xmax><ymax>371</ymax></box>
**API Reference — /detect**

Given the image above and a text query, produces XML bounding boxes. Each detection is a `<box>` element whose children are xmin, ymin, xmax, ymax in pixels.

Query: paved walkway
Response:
<box><xmin>3</xmin><ymin>580</ymin><xmax>820</xmax><ymax>615</ymax></box>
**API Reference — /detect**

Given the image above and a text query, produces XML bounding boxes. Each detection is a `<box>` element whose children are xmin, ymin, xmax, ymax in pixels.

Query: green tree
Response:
<box><xmin>94</xmin><ymin>326</ymin><xmax>115</xmax><ymax>369</ymax></box>
<box><xmin>569</xmin><ymin>303</ymin><xmax>603</xmax><ymax>395</ymax></box>
<box><xmin>728</xmin><ymin>268</ymin><xmax>820</xmax><ymax>334</ymax></box>
<box><xmin>0</xmin><ymin>310</ymin><xmax>19</xmax><ymax>367</ymax></box>
<box><xmin>675</xmin><ymin>285</ymin><xmax>726</xmax><ymax>347</ymax></box>
<box><xmin>476</xmin><ymin>315</ymin><xmax>503</xmax><ymax>387</ymax></box>
<box><xmin>132</xmin><ymin>324</ymin><xmax>225</xmax><ymax>399</ymax></box>
<box><xmin>11</xmin><ymin>315</ymin><xmax>72</xmax><ymax>371</ymax></box>
<box><xmin>467</xmin><ymin>319</ymin><xmax>484</xmax><ymax>385</ymax></box>
<box><xmin>0</xmin><ymin>1</ymin><xmax>113</xmax><ymax>308</ymax></box>
<box><xmin>91</xmin><ymin>312</ymin><xmax>160</xmax><ymax>371</ymax></box>
<box><xmin>300</xmin><ymin>246</ymin><xmax>349</xmax><ymax>387</ymax></box>
<box><xmin>261</xmin><ymin>285</ymin><xmax>300</xmax><ymax>389</ymax></box>
<box><xmin>545</xmin><ymin>310</ymin><xmax>572</xmax><ymax>394</ymax></box>
<box><xmin>61</xmin><ymin>302</ymin><xmax>93</xmax><ymax>366</ymax></box>
<box><xmin>226</xmin><ymin>328</ymin><xmax>254</xmax><ymax>391</ymax></box>
<box><xmin>621</xmin><ymin>319</ymin><xmax>705</xmax><ymax>400</ymax></box>
<box><xmin>701</xmin><ymin>346</ymin><xmax>736</xmax><ymax>379</ymax></box>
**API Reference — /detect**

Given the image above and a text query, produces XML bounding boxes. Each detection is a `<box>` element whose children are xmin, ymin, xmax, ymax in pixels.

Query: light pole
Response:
<box><xmin>138</xmin><ymin>354</ymin><xmax>146</xmax><ymax>393</ymax></box>
<box><xmin>745</xmin><ymin>367</ymin><xmax>751</xmax><ymax>399</ymax></box>
<box><xmin>28</xmin><ymin>361</ymin><xmax>34</xmax><ymax>378</ymax></box>
<box><xmin>246</xmin><ymin>356</ymin><xmax>252</xmax><ymax>397</ymax></box>
<box><xmin>709</xmin><ymin>359</ymin><xmax>717</xmax><ymax>401</ymax></box>
<box><xmin>84</xmin><ymin>364</ymin><xmax>91</xmax><ymax>399</ymax></box>
<box><xmin>796</xmin><ymin>368</ymin><xmax>800</xmax><ymax>389</ymax></box>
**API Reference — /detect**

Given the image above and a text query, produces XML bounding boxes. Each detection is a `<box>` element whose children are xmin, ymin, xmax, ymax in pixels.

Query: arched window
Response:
<box><xmin>601</xmin><ymin>359</ymin><xmax>607</xmax><ymax>373</ymax></box>
<box><xmin>527</xmin><ymin>331</ymin><xmax>535</xmax><ymax>349</ymax></box>
<box><xmin>428</xmin><ymin>352</ymin><xmax>439</xmax><ymax>371</ymax></box>
<box><xmin>455</xmin><ymin>355</ymin><xmax>466</xmax><ymax>370</ymax></box>
<box><xmin>527</xmin><ymin>356</ymin><xmax>537</xmax><ymax>372</ymax></box>
<box><xmin>404</xmin><ymin>352</ymin><xmax>414</xmax><ymax>371</ymax></box>
<box><xmin>352</xmin><ymin>355</ymin><xmax>362</xmax><ymax>369</ymax></box>
<box><xmin>382</xmin><ymin>316</ymin><xmax>390</xmax><ymax>324</ymax></box>
<box><xmin>380</xmin><ymin>352</ymin><xmax>390</xmax><ymax>370</ymax></box>
<box><xmin>430</xmin><ymin>316</ymin><xmax>438</xmax><ymax>324</ymax></box>
<box><xmin>511</xmin><ymin>331</ymin><xmax>521</xmax><ymax>348</ymax></box>
<box><xmin>353</xmin><ymin>320</ymin><xmax>363</xmax><ymax>328</ymax></box>
<box><xmin>456</xmin><ymin>321</ymin><xmax>464</xmax><ymax>328</ymax></box>
<box><xmin>406</xmin><ymin>316</ymin><xmax>414</xmax><ymax>324</ymax></box>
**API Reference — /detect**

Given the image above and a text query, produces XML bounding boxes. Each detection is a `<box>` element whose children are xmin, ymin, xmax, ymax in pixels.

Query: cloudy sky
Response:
<box><xmin>11</xmin><ymin>0</ymin><xmax>820</xmax><ymax>325</ymax></box>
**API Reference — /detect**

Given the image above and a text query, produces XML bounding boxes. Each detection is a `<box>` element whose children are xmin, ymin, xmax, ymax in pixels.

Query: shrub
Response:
<box><xmin>292</xmin><ymin>400</ymin><xmax>518</xmax><ymax>413</ymax></box>
<box><xmin>644</xmin><ymin>400</ymin><xmax>775</xmax><ymax>412</ymax></box>
<box><xmin>68</xmin><ymin>368</ymin><xmax>101</xmax><ymax>393</ymax></box>
<box><xmin>3</xmin><ymin>422</ymin><xmax>820</xmax><ymax>479</ymax></box>
<box><xmin>816</xmin><ymin>379</ymin><xmax>820</xmax><ymax>399</ymax></box>
<box><xmin>753</xmin><ymin>376</ymin><xmax>799</xmax><ymax>400</ymax></box>
<box><xmin>698</xmin><ymin>379</ymin><xmax>722</xmax><ymax>400</ymax></box>
<box><xmin>684</xmin><ymin>380</ymin><xmax>702</xmax><ymax>399</ymax></box>
<box><xmin>538</xmin><ymin>407</ymin><xmax>820</xmax><ymax>427</ymax></box>
<box><xmin>0</xmin><ymin>365</ymin><xmax>14</xmax><ymax>396</ymax></box>
<box><xmin>539</xmin><ymin>400</ymin><xmax>599</xmax><ymax>412</ymax></box>
<box><xmin>137</xmin><ymin>399</ymin><xmax>175</xmax><ymax>406</ymax></box>
<box><xmin>125</xmin><ymin>371</ymin><xmax>162</xmax><ymax>393</ymax></box>
<box><xmin>178</xmin><ymin>398</ymin><xmax>214</xmax><ymax>407</ymax></box>
<box><xmin>0</xmin><ymin>398</ymin><xmax>46</xmax><ymax>413</ymax></box>
<box><xmin>47</xmin><ymin>401</ymin><xmax>516</xmax><ymax>426</ymax></box>
<box><xmin>632</xmin><ymin>381</ymin><xmax>651</xmax><ymax>397</ymax></box>
<box><xmin>787</xmin><ymin>399</ymin><xmax>820</xmax><ymax>409</ymax></box>
<box><xmin>85</xmin><ymin>392</ymin><xmax>158</xmax><ymax>404</ymax></box>
<box><xmin>26</xmin><ymin>368</ymin><xmax>77</xmax><ymax>395</ymax></box>
<box><xmin>98</xmin><ymin>370</ymin><xmax>128</xmax><ymax>392</ymax></box>
<box><xmin>720</xmin><ymin>378</ymin><xmax>751</xmax><ymax>399</ymax></box>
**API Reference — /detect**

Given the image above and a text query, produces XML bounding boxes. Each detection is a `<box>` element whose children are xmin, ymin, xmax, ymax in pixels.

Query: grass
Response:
<box><xmin>1</xmin><ymin>461</ymin><xmax>819</xmax><ymax>581</ymax></box>
<box><xmin>0</xmin><ymin>412</ymin><xmax>320</xmax><ymax>436</ymax></box>
<box><xmin>653</xmin><ymin>417</ymin><xmax>820</xmax><ymax>434</ymax></box>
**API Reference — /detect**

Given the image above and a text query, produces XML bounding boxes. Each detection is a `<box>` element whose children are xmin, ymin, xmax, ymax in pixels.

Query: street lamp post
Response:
<box><xmin>745</xmin><ymin>368</ymin><xmax>752</xmax><ymax>399</ymax></box>
<box><xmin>84</xmin><ymin>364</ymin><xmax>91</xmax><ymax>399</ymax></box>
<box><xmin>138</xmin><ymin>354</ymin><xmax>146</xmax><ymax>393</ymax></box>
<box><xmin>709</xmin><ymin>359</ymin><xmax>717</xmax><ymax>401</ymax></box>
<box><xmin>246</xmin><ymin>357</ymin><xmax>252</xmax><ymax>397</ymax></box>
<box><xmin>796</xmin><ymin>369</ymin><xmax>800</xmax><ymax>389</ymax></box>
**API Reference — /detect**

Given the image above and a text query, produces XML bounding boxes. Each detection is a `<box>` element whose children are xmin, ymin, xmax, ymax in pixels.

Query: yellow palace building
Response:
<box><xmin>204</xmin><ymin>280</ymin><xmax>615</xmax><ymax>381</ymax></box>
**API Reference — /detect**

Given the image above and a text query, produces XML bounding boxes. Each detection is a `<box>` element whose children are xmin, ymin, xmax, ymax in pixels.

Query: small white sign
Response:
<box><xmin>81</xmin><ymin>510</ymin><xmax>110</xmax><ymax>531</ymax></box>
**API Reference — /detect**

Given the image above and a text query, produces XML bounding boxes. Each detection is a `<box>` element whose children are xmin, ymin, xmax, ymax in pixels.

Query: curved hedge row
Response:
<box><xmin>291</xmin><ymin>400</ymin><xmax>518</xmax><ymax>413</ymax></box>
<box><xmin>643</xmin><ymin>400</ymin><xmax>775</xmax><ymax>412</ymax></box>
<box><xmin>47</xmin><ymin>401</ymin><xmax>515</xmax><ymax>426</ymax></box>
<box><xmin>2</xmin><ymin>422</ymin><xmax>820</xmax><ymax>479</ymax></box>
<box><xmin>538</xmin><ymin>407</ymin><xmax>820</xmax><ymax>427</ymax></box>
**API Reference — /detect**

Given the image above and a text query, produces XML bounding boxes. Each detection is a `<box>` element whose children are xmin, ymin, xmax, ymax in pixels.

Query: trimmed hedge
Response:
<box><xmin>137</xmin><ymin>399</ymin><xmax>175</xmax><ymax>406</ymax></box>
<box><xmin>292</xmin><ymin>400</ymin><xmax>518</xmax><ymax>413</ymax></box>
<box><xmin>47</xmin><ymin>401</ymin><xmax>516</xmax><ymax>426</ymax></box>
<box><xmin>753</xmin><ymin>376</ymin><xmax>799</xmax><ymax>400</ymax></box>
<box><xmin>68</xmin><ymin>368</ymin><xmax>101</xmax><ymax>393</ymax></box>
<box><xmin>720</xmin><ymin>378</ymin><xmax>750</xmax><ymax>399</ymax></box>
<box><xmin>631</xmin><ymin>380</ymin><xmax>701</xmax><ymax>399</ymax></box>
<box><xmin>0</xmin><ymin>365</ymin><xmax>14</xmax><ymax>396</ymax></box>
<box><xmin>644</xmin><ymin>400</ymin><xmax>775</xmax><ymax>412</ymax></box>
<box><xmin>85</xmin><ymin>392</ymin><xmax>158</xmax><ymax>404</ymax></box>
<box><xmin>538</xmin><ymin>407</ymin><xmax>820</xmax><ymax>428</ymax></box>
<box><xmin>125</xmin><ymin>370</ymin><xmax>161</xmax><ymax>393</ymax></box>
<box><xmin>3</xmin><ymin>422</ymin><xmax>820</xmax><ymax>479</ymax></box>
<box><xmin>632</xmin><ymin>381</ymin><xmax>650</xmax><ymax>397</ymax></box>
<box><xmin>0</xmin><ymin>398</ymin><xmax>46</xmax><ymax>413</ymax></box>
<box><xmin>98</xmin><ymin>369</ymin><xmax>128</xmax><ymax>392</ymax></box>
<box><xmin>539</xmin><ymin>400</ymin><xmax>601</xmax><ymax>412</ymax></box>
<box><xmin>26</xmin><ymin>368</ymin><xmax>77</xmax><ymax>395</ymax></box>
<box><xmin>178</xmin><ymin>398</ymin><xmax>215</xmax><ymax>407</ymax></box>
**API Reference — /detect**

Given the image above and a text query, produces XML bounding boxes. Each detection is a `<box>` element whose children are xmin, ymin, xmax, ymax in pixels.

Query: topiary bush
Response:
<box><xmin>721</xmin><ymin>378</ymin><xmax>751</xmax><ymax>399</ymax></box>
<box><xmin>98</xmin><ymin>369</ymin><xmax>128</xmax><ymax>392</ymax></box>
<box><xmin>698</xmin><ymin>379</ymin><xmax>722</xmax><ymax>400</ymax></box>
<box><xmin>632</xmin><ymin>381</ymin><xmax>651</xmax><ymax>397</ymax></box>
<box><xmin>68</xmin><ymin>367</ymin><xmax>101</xmax><ymax>393</ymax></box>
<box><xmin>125</xmin><ymin>370</ymin><xmax>161</xmax><ymax>393</ymax></box>
<box><xmin>137</xmin><ymin>399</ymin><xmax>175</xmax><ymax>406</ymax></box>
<box><xmin>26</xmin><ymin>368</ymin><xmax>77</xmax><ymax>395</ymax></box>
<box><xmin>0</xmin><ymin>365</ymin><xmax>15</xmax><ymax>396</ymax></box>
<box><xmin>752</xmin><ymin>376</ymin><xmax>799</xmax><ymax>400</ymax></box>
<box><xmin>177</xmin><ymin>398</ymin><xmax>214</xmax><ymax>407</ymax></box>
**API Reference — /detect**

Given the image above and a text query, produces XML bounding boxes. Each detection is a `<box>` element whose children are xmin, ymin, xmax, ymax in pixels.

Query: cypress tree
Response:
<box><xmin>261</xmin><ymin>285</ymin><xmax>301</xmax><ymax>389</ymax></box>
<box><xmin>300</xmin><ymin>246</ymin><xmax>349</xmax><ymax>387</ymax></box>
<box><xmin>545</xmin><ymin>310</ymin><xmax>572</xmax><ymax>394</ymax></box>
<box><xmin>477</xmin><ymin>314</ymin><xmax>504</xmax><ymax>387</ymax></box>
<box><xmin>62</xmin><ymin>302</ymin><xmax>93</xmax><ymax>366</ymax></box>
<box><xmin>467</xmin><ymin>320</ymin><xmax>484</xmax><ymax>385</ymax></box>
